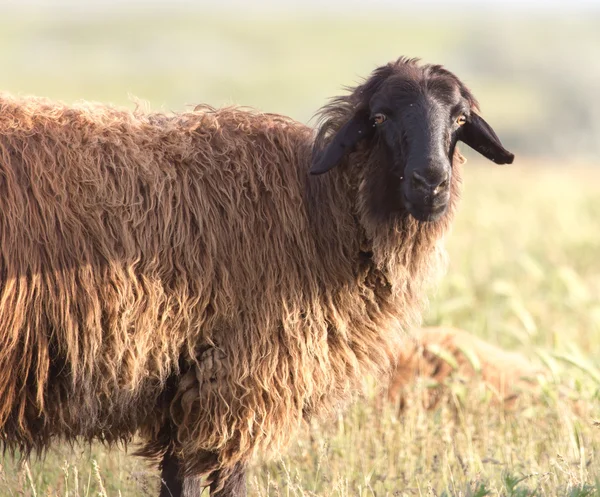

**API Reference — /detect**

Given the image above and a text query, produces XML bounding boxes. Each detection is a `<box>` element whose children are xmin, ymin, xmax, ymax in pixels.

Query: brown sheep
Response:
<box><xmin>386</xmin><ymin>327</ymin><xmax>547</xmax><ymax>411</ymax></box>
<box><xmin>0</xmin><ymin>57</ymin><xmax>513</xmax><ymax>497</ymax></box>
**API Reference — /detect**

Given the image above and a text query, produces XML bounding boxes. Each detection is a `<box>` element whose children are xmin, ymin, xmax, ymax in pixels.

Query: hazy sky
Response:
<box><xmin>6</xmin><ymin>0</ymin><xmax>600</xmax><ymax>8</ymax></box>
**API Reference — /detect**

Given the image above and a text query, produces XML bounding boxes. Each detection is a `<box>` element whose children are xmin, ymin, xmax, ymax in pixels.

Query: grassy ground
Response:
<box><xmin>1</xmin><ymin>163</ymin><xmax>599</xmax><ymax>496</ymax></box>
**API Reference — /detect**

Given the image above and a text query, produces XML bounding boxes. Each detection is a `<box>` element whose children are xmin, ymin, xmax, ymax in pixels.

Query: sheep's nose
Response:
<box><xmin>411</xmin><ymin>171</ymin><xmax>449</xmax><ymax>195</ymax></box>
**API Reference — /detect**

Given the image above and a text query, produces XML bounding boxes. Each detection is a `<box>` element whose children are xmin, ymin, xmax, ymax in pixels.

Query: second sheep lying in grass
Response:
<box><xmin>386</xmin><ymin>327</ymin><xmax>549</xmax><ymax>411</ymax></box>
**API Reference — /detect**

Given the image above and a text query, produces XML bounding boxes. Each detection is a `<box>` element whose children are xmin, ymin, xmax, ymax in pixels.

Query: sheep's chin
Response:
<box><xmin>403</xmin><ymin>196</ymin><xmax>448</xmax><ymax>223</ymax></box>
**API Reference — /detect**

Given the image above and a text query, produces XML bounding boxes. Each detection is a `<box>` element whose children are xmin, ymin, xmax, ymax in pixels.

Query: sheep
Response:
<box><xmin>0</xmin><ymin>57</ymin><xmax>513</xmax><ymax>497</ymax></box>
<box><xmin>385</xmin><ymin>327</ymin><xmax>548</xmax><ymax>411</ymax></box>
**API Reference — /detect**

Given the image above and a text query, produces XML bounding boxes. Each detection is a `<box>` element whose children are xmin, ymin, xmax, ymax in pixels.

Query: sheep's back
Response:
<box><xmin>0</xmin><ymin>95</ymin><xmax>318</xmax><ymax>455</ymax></box>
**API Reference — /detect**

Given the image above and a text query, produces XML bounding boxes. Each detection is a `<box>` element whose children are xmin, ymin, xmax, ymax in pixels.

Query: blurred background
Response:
<box><xmin>2</xmin><ymin>0</ymin><xmax>599</xmax><ymax>162</ymax></box>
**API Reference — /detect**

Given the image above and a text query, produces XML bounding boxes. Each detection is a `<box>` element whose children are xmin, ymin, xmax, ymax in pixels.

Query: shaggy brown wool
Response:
<box><xmin>0</xmin><ymin>77</ymin><xmax>459</xmax><ymax>480</ymax></box>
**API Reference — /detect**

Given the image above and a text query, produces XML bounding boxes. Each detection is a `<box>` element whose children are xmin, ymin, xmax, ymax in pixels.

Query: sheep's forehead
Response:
<box><xmin>374</xmin><ymin>72</ymin><xmax>464</xmax><ymax>112</ymax></box>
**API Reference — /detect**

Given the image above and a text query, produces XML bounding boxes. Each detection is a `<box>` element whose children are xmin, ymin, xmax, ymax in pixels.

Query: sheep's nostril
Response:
<box><xmin>412</xmin><ymin>171</ymin><xmax>449</xmax><ymax>191</ymax></box>
<box><xmin>436</xmin><ymin>179</ymin><xmax>448</xmax><ymax>193</ymax></box>
<box><xmin>411</xmin><ymin>172</ymin><xmax>429</xmax><ymax>190</ymax></box>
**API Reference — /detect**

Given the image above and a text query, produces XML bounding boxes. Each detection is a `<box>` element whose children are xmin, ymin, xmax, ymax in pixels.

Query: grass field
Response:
<box><xmin>1</xmin><ymin>163</ymin><xmax>599</xmax><ymax>496</ymax></box>
<box><xmin>1</xmin><ymin>4</ymin><xmax>600</xmax><ymax>496</ymax></box>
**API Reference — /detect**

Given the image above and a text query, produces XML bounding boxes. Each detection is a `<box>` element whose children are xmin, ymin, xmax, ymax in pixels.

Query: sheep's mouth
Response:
<box><xmin>402</xmin><ymin>193</ymin><xmax>448</xmax><ymax>222</ymax></box>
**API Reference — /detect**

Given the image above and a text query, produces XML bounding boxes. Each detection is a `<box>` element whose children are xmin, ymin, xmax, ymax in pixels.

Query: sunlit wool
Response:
<box><xmin>0</xmin><ymin>66</ymin><xmax>460</xmax><ymax>482</ymax></box>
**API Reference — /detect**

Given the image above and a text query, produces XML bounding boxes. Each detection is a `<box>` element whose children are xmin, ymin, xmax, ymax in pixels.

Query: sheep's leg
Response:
<box><xmin>159</xmin><ymin>453</ymin><xmax>203</xmax><ymax>497</ymax></box>
<box><xmin>159</xmin><ymin>452</ymin><xmax>246</xmax><ymax>497</ymax></box>
<box><xmin>182</xmin><ymin>475</ymin><xmax>203</xmax><ymax>497</ymax></box>
<box><xmin>159</xmin><ymin>452</ymin><xmax>183</xmax><ymax>497</ymax></box>
<box><xmin>210</xmin><ymin>462</ymin><xmax>247</xmax><ymax>497</ymax></box>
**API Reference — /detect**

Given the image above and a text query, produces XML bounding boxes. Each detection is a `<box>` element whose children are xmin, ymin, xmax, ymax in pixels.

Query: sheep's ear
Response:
<box><xmin>460</xmin><ymin>113</ymin><xmax>514</xmax><ymax>165</ymax></box>
<box><xmin>310</xmin><ymin>113</ymin><xmax>371</xmax><ymax>175</ymax></box>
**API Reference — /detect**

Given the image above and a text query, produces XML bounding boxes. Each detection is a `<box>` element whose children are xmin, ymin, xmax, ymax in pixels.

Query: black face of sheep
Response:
<box><xmin>310</xmin><ymin>59</ymin><xmax>514</xmax><ymax>222</ymax></box>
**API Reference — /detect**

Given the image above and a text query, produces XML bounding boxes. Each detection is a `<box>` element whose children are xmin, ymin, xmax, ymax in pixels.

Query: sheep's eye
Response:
<box><xmin>373</xmin><ymin>113</ymin><xmax>387</xmax><ymax>126</ymax></box>
<box><xmin>456</xmin><ymin>114</ymin><xmax>467</xmax><ymax>126</ymax></box>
